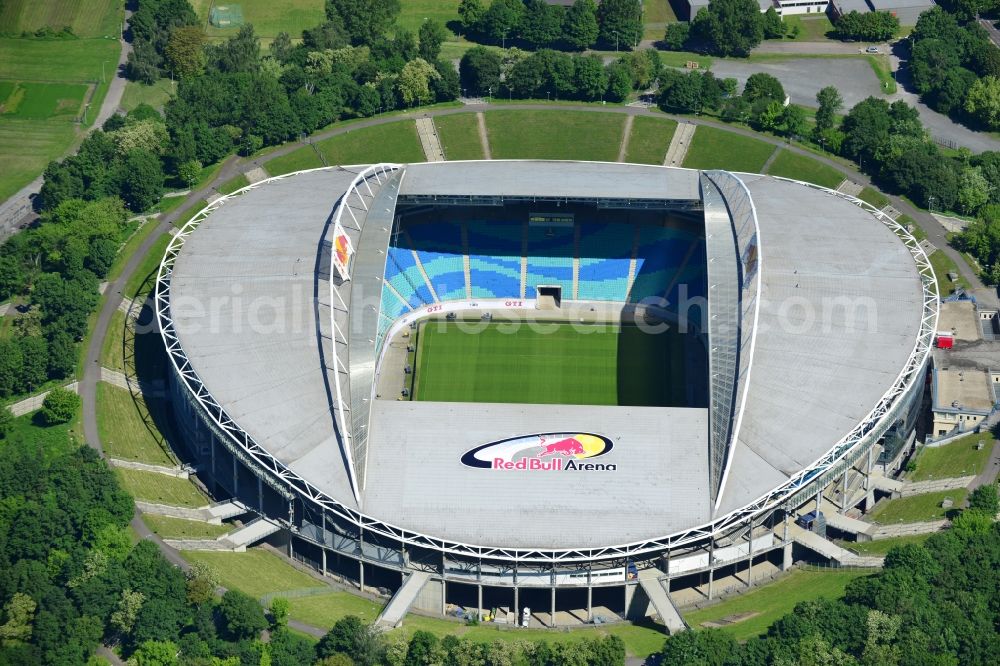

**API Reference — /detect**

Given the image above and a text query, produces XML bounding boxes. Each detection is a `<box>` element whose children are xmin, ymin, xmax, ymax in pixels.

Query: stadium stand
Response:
<box><xmin>386</xmin><ymin>246</ymin><xmax>434</xmax><ymax>308</ymax></box>
<box><xmin>407</xmin><ymin>223</ymin><xmax>467</xmax><ymax>301</ymax></box>
<box><xmin>629</xmin><ymin>227</ymin><xmax>701</xmax><ymax>303</ymax></box>
<box><xmin>577</xmin><ymin>224</ymin><xmax>633</xmax><ymax>301</ymax></box>
<box><xmin>526</xmin><ymin>225</ymin><xmax>575</xmax><ymax>293</ymax></box>
<box><xmin>466</xmin><ymin>221</ymin><xmax>522</xmax><ymax>298</ymax></box>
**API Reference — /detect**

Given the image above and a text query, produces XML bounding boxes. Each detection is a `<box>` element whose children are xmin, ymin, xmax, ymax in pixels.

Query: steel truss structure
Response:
<box><xmin>156</xmin><ymin>167</ymin><xmax>938</xmax><ymax>565</ymax></box>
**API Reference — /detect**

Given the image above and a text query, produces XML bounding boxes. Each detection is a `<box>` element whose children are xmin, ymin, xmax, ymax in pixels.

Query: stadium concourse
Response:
<box><xmin>156</xmin><ymin>161</ymin><xmax>936</xmax><ymax>630</ymax></box>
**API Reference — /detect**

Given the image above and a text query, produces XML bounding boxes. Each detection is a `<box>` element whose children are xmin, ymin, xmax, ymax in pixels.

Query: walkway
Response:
<box><xmin>415</xmin><ymin>116</ymin><xmax>445</xmax><ymax>161</ymax></box>
<box><xmin>663</xmin><ymin>121</ymin><xmax>695</xmax><ymax>166</ymax></box>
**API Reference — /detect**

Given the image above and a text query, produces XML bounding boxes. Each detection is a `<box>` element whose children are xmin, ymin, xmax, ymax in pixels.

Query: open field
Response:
<box><xmin>0</xmin><ymin>0</ymin><xmax>121</xmax><ymax>38</ymax></box>
<box><xmin>315</xmin><ymin>120</ymin><xmax>425</xmax><ymax>164</ymax></box>
<box><xmin>182</xmin><ymin>548</ymin><xmax>328</xmax><ymax>598</ymax></box>
<box><xmin>96</xmin><ymin>383</ymin><xmax>175</xmax><ymax>466</ymax></box>
<box><xmin>0</xmin><ymin>119</ymin><xmax>76</xmax><ymax>200</ymax></box>
<box><xmin>0</xmin><ymin>37</ymin><xmax>120</xmax><ymax>82</ymax></box>
<box><xmin>837</xmin><ymin>533</ymin><xmax>932</xmax><ymax>556</ymax></box>
<box><xmin>435</xmin><ymin>113</ymin><xmax>485</xmax><ymax>160</ymax></box>
<box><xmin>397</xmin><ymin>0</ymin><xmax>461</xmax><ymax>34</ymax></box>
<box><xmin>142</xmin><ymin>515</ymin><xmax>231</xmax><ymax>540</ymax></box>
<box><xmin>2</xmin><ymin>81</ymin><xmax>88</xmax><ymax>120</ymax></box>
<box><xmin>870</xmin><ymin>488</ymin><xmax>968</xmax><ymax>524</ymax></box>
<box><xmin>682</xmin><ymin>569</ymin><xmax>870</xmax><ymax>641</ymax></box>
<box><xmin>765</xmin><ymin>149</ymin><xmax>844</xmax><ymax>189</ymax></box>
<box><xmin>121</xmin><ymin>79</ymin><xmax>176</xmax><ymax>112</ymax></box>
<box><xmin>413</xmin><ymin>322</ymin><xmax>688</xmax><ymax>406</ymax></box>
<box><xmin>624</xmin><ymin>115</ymin><xmax>677</xmax><ymax>164</ymax></box>
<box><xmin>191</xmin><ymin>0</ymin><xmax>324</xmax><ymax>41</ymax></box>
<box><xmin>781</xmin><ymin>15</ymin><xmax>835</xmax><ymax>41</ymax></box>
<box><xmin>909</xmin><ymin>433</ymin><xmax>994</xmax><ymax>481</ymax></box>
<box><xmin>681</xmin><ymin>126</ymin><xmax>777</xmax><ymax>172</ymax></box>
<box><xmin>486</xmin><ymin>110</ymin><xmax>625</xmax><ymax>161</ymax></box>
<box><xmin>928</xmin><ymin>249</ymin><xmax>969</xmax><ymax>296</ymax></box>
<box><xmin>115</xmin><ymin>468</ymin><xmax>210</xmax><ymax>508</ymax></box>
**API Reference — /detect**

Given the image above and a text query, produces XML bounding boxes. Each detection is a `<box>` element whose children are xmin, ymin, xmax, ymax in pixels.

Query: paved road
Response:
<box><xmin>0</xmin><ymin>10</ymin><xmax>133</xmax><ymax>242</ymax></box>
<box><xmin>980</xmin><ymin>18</ymin><xmax>1000</xmax><ymax>48</ymax></box>
<box><xmin>711</xmin><ymin>57</ymin><xmax>883</xmax><ymax>110</ymax></box>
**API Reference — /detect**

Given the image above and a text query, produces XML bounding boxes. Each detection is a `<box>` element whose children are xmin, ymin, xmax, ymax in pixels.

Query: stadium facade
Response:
<box><xmin>156</xmin><ymin>161</ymin><xmax>937</xmax><ymax>624</ymax></box>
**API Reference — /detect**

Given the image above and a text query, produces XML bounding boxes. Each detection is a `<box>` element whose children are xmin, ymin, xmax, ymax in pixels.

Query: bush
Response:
<box><xmin>41</xmin><ymin>387</ymin><xmax>80</xmax><ymax>425</ymax></box>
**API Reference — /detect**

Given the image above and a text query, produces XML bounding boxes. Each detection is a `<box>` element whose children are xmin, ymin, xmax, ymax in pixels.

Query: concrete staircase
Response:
<box><xmin>788</xmin><ymin>524</ymin><xmax>884</xmax><ymax>567</ymax></box>
<box><xmin>415</xmin><ymin>117</ymin><xmax>445</xmax><ymax>162</ymax></box>
<box><xmin>637</xmin><ymin>569</ymin><xmax>687</xmax><ymax>634</ymax></box>
<box><xmin>823</xmin><ymin>511</ymin><xmax>876</xmax><ymax>538</ymax></box>
<box><xmin>136</xmin><ymin>499</ymin><xmax>249</xmax><ymax>524</ymax></box>
<box><xmin>375</xmin><ymin>571</ymin><xmax>431</xmax><ymax>629</ymax></box>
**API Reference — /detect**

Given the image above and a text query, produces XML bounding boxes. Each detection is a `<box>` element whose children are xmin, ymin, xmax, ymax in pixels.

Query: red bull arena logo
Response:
<box><xmin>460</xmin><ymin>433</ymin><xmax>616</xmax><ymax>472</ymax></box>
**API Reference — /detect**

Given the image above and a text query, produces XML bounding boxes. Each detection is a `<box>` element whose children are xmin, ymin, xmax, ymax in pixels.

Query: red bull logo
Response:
<box><xmin>461</xmin><ymin>433</ymin><xmax>615</xmax><ymax>472</ymax></box>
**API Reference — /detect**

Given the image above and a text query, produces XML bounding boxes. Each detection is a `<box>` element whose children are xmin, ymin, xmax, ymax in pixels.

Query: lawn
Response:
<box><xmin>681</xmin><ymin>126</ymin><xmax>777</xmax><ymax>172</ymax></box>
<box><xmin>413</xmin><ymin>322</ymin><xmax>688</xmax><ymax>406</ymax></box>
<box><xmin>624</xmin><ymin>115</ymin><xmax>677</xmax><ymax>165</ymax></box>
<box><xmin>908</xmin><ymin>433</ymin><xmax>994</xmax><ymax>481</ymax></box>
<box><xmin>265</xmin><ymin>145</ymin><xmax>325</xmax><ymax>175</ymax></box>
<box><xmin>869</xmin><ymin>489</ymin><xmax>968</xmax><ymax>524</ymax></box>
<box><xmin>100</xmin><ymin>310</ymin><xmax>127</xmax><ymax>371</ymax></box>
<box><xmin>190</xmin><ymin>0</ymin><xmax>324</xmax><ymax>40</ymax></box>
<box><xmin>435</xmin><ymin>113</ymin><xmax>485</xmax><ymax>160</ymax></box>
<box><xmin>857</xmin><ymin>186</ymin><xmax>889</xmax><ymax>209</ymax></box>
<box><xmin>115</xmin><ymin>468</ymin><xmax>210</xmax><ymax>508</ymax></box>
<box><xmin>642</xmin><ymin>0</ymin><xmax>678</xmax><ymax>40</ymax></box>
<box><xmin>0</xmin><ymin>411</ymin><xmax>78</xmax><ymax>455</ymax></box>
<box><xmin>681</xmin><ymin>569</ymin><xmax>870</xmax><ymax>641</ymax></box>
<box><xmin>397</xmin><ymin>0</ymin><xmax>461</xmax><ymax>34</ymax></box>
<box><xmin>123</xmin><ymin>233</ymin><xmax>173</xmax><ymax>300</ymax></box>
<box><xmin>3</xmin><ymin>82</ymin><xmax>88</xmax><ymax>120</ymax></box>
<box><xmin>485</xmin><ymin>110</ymin><xmax>625</xmax><ymax>161</ymax></box>
<box><xmin>836</xmin><ymin>533</ymin><xmax>932</xmax><ymax>556</ymax></box>
<box><xmin>781</xmin><ymin>15</ymin><xmax>835</xmax><ymax>41</ymax></box>
<box><xmin>172</xmin><ymin>198</ymin><xmax>210</xmax><ymax>229</ymax></box>
<box><xmin>0</xmin><ymin>37</ymin><xmax>120</xmax><ymax>83</ymax></box>
<box><xmin>143</xmin><ymin>515</ymin><xmax>231</xmax><ymax>540</ymax></box>
<box><xmin>217</xmin><ymin>173</ymin><xmax>249</xmax><ymax>195</ymax></box>
<box><xmin>0</xmin><ymin>118</ymin><xmax>76</xmax><ymax>200</ymax></box>
<box><xmin>315</xmin><ymin>121</ymin><xmax>425</xmax><ymax>164</ymax></box>
<box><xmin>765</xmin><ymin>149</ymin><xmax>844</xmax><ymax>189</ymax></box>
<box><xmin>181</xmin><ymin>548</ymin><xmax>327</xmax><ymax>599</ymax></box>
<box><xmin>121</xmin><ymin>79</ymin><xmax>176</xmax><ymax>112</ymax></box>
<box><xmin>928</xmin><ymin>249</ymin><xmax>969</xmax><ymax>297</ymax></box>
<box><xmin>0</xmin><ymin>0</ymin><xmax>122</xmax><ymax>38</ymax></box>
<box><xmin>96</xmin><ymin>382</ymin><xmax>176</xmax><ymax>466</ymax></box>
<box><xmin>287</xmin><ymin>591</ymin><xmax>383</xmax><ymax>628</ymax></box>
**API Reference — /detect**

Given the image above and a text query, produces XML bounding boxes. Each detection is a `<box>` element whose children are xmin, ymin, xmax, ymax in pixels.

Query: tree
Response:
<box><xmin>458</xmin><ymin>0</ymin><xmax>486</xmax><ymax>32</ymax></box>
<box><xmin>743</xmin><ymin>72</ymin><xmax>785</xmax><ymax>103</ymax></box>
<box><xmin>835</xmin><ymin>10</ymin><xmax>899</xmax><ymax>41</ymax></box>
<box><xmin>605</xmin><ymin>61</ymin><xmax>632</xmax><ymax>102</ymax></box>
<box><xmin>165</xmin><ymin>26</ymin><xmax>206</xmax><ymax>79</ymax></box>
<box><xmin>0</xmin><ymin>406</ymin><xmax>13</xmax><ymax>438</ymax></box>
<box><xmin>18</xmin><ymin>336</ymin><xmax>48</xmax><ymax>391</ymax></box>
<box><xmin>698</xmin><ymin>0</ymin><xmax>764</xmax><ymax>57</ymax></box>
<box><xmin>459</xmin><ymin>46</ymin><xmax>502</xmax><ymax>96</ymax></box>
<box><xmin>0</xmin><ymin>256</ymin><xmax>25</xmax><ymax>301</ymax></box>
<box><xmin>177</xmin><ymin>159</ymin><xmax>202</xmax><ymax>187</ymax></box>
<box><xmin>815</xmin><ymin>85</ymin><xmax>843</xmax><ymax>133</ymax></box>
<box><xmin>597</xmin><ymin>0</ymin><xmax>643</xmax><ymax>50</ymax></box>
<box><xmin>41</xmin><ymin>386</ymin><xmax>80</xmax><ymax>425</ymax></box>
<box><xmin>522</xmin><ymin>0</ymin><xmax>564</xmax><ymax>46</ymax></box>
<box><xmin>563</xmin><ymin>0</ymin><xmax>599</xmax><ymax>50</ymax></box>
<box><xmin>418</xmin><ymin>20</ymin><xmax>448</xmax><ymax>61</ymax></box>
<box><xmin>958</xmin><ymin>167</ymin><xmax>990</xmax><ymax>214</ymax></box>
<box><xmin>269</xmin><ymin>598</ymin><xmax>289</xmax><ymax>629</ymax></box>
<box><xmin>763</xmin><ymin>7</ymin><xmax>784</xmax><ymax>39</ymax></box>
<box><xmin>483</xmin><ymin>0</ymin><xmax>524</xmax><ymax>45</ymax></box>
<box><xmin>967</xmin><ymin>482</ymin><xmax>999</xmax><ymax>514</ymax></box>
<box><xmin>397</xmin><ymin>58</ymin><xmax>440</xmax><ymax>106</ymax></box>
<box><xmin>110</xmin><ymin>589</ymin><xmax>146</xmax><ymax>638</ymax></box>
<box><xmin>663</xmin><ymin>22</ymin><xmax>690</xmax><ymax>50</ymax></box>
<box><xmin>47</xmin><ymin>331</ymin><xmax>76</xmax><ymax>379</ymax></box>
<box><xmin>212</xmin><ymin>24</ymin><xmax>261</xmax><ymax>72</ymax></box>
<box><xmin>218</xmin><ymin>590</ymin><xmax>267</xmax><ymax>641</ymax></box>
<box><xmin>129</xmin><ymin>640</ymin><xmax>179</xmax><ymax>665</ymax></box>
<box><xmin>404</xmin><ymin>630</ymin><xmax>441</xmax><ymax>666</ymax></box>
<box><xmin>316</xmin><ymin>616</ymin><xmax>384</xmax><ymax>664</ymax></box>
<box><xmin>326</xmin><ymin>0</ymin><xmax>401</xmax><ymax>45</ymax></box>
<box><xmin>119</xmin><ymin>149</ymin><xmax>164</xmax><ymax>212</ymax></box>
<box><xmin>185</xmin><ymin>562</ymin><xmax>218</xmax><ymax>606</ymax></box>
<box><xmin>573</xmin><ymin>54</ymin><xmax>608</xmax><ymax>100</ymax></box>
<box><xmin>966</xmin><ymin>76</ymin><xmax>1000</xmax><ymax>130</ymax></box>
<box><xmin>0</xmin><ymin>593</ymin><xmax>36</xmax><ymax>646</ymax></box>
<box><xmin>840</xmin><ymin>96</ymin><xmax>892</xmax><ymax>164</ymax></box>
<box><xmin>782</xmin><ymin>104</ymin><xmax>808</xmax><ymax>139</ymax></box>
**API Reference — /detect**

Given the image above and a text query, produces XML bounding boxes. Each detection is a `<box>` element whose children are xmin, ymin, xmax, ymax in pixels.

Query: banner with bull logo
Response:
<box><xmin>461</xmin><ymin>433</ymin><xmax>615</xmax><ymax>472</ymax></box>
<box><xmin>331</xmin><ymin>223</ymin><xmax>353</xmax><ymax>278</ymax></box>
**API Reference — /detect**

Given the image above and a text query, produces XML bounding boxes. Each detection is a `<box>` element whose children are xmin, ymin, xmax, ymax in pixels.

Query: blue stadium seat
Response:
<box><xmin>526</xmin><ymin>225</ymin><xmax>574</xmax><ymax>293</ymax></box>
<box><xmin>467</xmin><ymin>221</ymin><xmax>522</xmax><ymax>298</ymax></box>
<box><xmin>577</xmin><ymin>224</ymin><xmax>632</xmax><ymax>301</ymax></box>
<box><xmin>385</xmin><ymin>246</ymin><xmax>433</xmax><ymax>308</ymax></box>
<box><xmin>408</xmin><ymin>223</ymin><xmax>466</xmax><ymax>298</ymax></box>
<box><xmin>630</xmin><ymin>227</ymin><xmax>700</xmax><ymax>305</ymax></box>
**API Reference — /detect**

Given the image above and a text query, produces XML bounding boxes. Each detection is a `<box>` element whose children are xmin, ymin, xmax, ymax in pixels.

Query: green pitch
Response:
<box><xmin>411</xmin><ymin>321</ymin><xmax>689</xmax><ymax>407</ymax></box>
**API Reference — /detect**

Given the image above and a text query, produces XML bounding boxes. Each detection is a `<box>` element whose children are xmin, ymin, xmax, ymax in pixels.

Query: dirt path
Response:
<box><xmin>617</xmin><ymin>114</ymin><xmax>634</xmax><ymax>162</ymax></box>
<box><xmin>476</xmin><ymin>111</ymin><xmax>492</xmax><ymax>159</ymax></box>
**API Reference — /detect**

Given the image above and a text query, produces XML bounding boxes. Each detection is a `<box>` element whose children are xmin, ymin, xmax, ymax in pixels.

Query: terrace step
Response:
<box><xmin>637</xmin><ymin>569</ymin><xmax>686</xmax><ymax>634</ymax></box>
<box><xmin>900</xmin><ymin>476</ymin><xmax>974</xmax><ymax>497</ymax></box>
<box><xmin>871</xmin><ymin>519</ymin><xmax>948</xmax><ymax>539</ymax></box>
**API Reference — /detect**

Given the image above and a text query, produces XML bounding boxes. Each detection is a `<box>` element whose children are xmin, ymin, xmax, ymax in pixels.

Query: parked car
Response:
<box><xmin>866</xmin><ymin>46</ymin><xmax>880</xmax><ymax>53</ymax></box>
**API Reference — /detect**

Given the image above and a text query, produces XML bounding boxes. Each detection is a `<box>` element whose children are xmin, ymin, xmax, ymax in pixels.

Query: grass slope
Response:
<box><xmin>624</xmin><ymin>115</ymin><xmax>677</xmax><ymax>165</ymax></box>
<box><xmin>266</xmin><ymin>145</ymin><xmax>324</xmax><ymax>175</ymax></box>
<box><xmin>0</xmin><ymin>0</ymin><xmax>121</xmax><ymax>38</ymax></box>
<box><xmin>121</xmin><ymin>79</ymin><xmax>176</xmax><ymax>112</ymax></box>
<box><xmin>765</xmin><ymin>149</ymin><xmax>844</xmax><ymax>189</ymax></box>
<box><xmin>182</xmin><ymin>548</ymin><xmax>327</xmax><ymax>599</ymax></box>
<box><xmin>115</xmin><ymin>468</ymin><xmax>209</xmax><ymax>508</ymax></box>
<box><xmin>682</xmin><ymin>569</ymin><xmax>870</xmax><ymax>641</ymax></box>
<box><xmin>143</xmin><ymin>515</ymin><xmax>231</xmax><ymax>540</ymax></box>
<box><xmin>870</xmin><ymin>489</ymin><xmax>968</xmax><ymax>524</ymax></box>
<box><xmin>681</xmin><ymin>125</ymin><xmax>777</xmax><ymax>172</ymax></box>
<box><xmin>100</xmin><ymin>310</ymin><xmax>126</xmax><ymax>371</ymax></box>
<box><xmin>315</xmin><ymin>121</ymin><xmax>425</xmax><ymax>164</ymax></box>
<box><xmin>908</xmin><ymin>433</ymin><xmax>994</xmax><ymax>481</ymax></box>
<box><xmin>413</xmin><ymin>322</ymin><xmax>686</xmax><ymax>406</ymax></box>
<box><xmin>486</xmin><ymin>110</ymin><xmax>625</xmax><ymax>162</ymax></box>
<box><xmin>435</xmin><ymin>113</ymin><xmax>484</xmax><ymax>160</ymax></box>
<box><xmin>96</xmin><ymin>382</ymin><xmax>175</xmax><ymax>466</ymax></box>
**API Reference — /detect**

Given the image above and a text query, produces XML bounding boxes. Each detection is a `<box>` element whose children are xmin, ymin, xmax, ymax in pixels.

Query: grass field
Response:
<box><xmin>908</xmin><ymin>433</ymin><xmax>994</xmax><ymax>481</ymax></box>
<box><xmin>287</xmin><ymin>591</ymin><xmax>383</xmax><ymax>628</ymax></box>
<box><xmin>0</xmin><ymin>37</ymin><xmax>120</xmax><ymax>83</ymax></box>
<box><xmin>857</xmin><ymin>186</ymin><xmax>889</xmax><ymax>209</ymax></box>
<box><xmin>143</xmin><ymin>515</ymin><xmax>232</xmax><ymax>540</ymax></box>
<box><xmin>412</xmin><ymin>322</ymin><xmax>688</xmax><ymax>406</ymax></box>
<box><xmin>96</xmin><ymin>383</ymin><xmax>175</xmax><ymax>466</ymax></box>
<box><xmin>681</xmin><ymin>126</ymin><xmax>777</xmax><ymax>172</ymax></box>
<box><xmin>435</xmin><ymin>113</ymin><xmax>485</xmax><ymax>160</ymax></box>
<box><xmin>928</xmin><ymin>249</ymin><xmax>969</xmax><ymax>296</ymax></box>
<box><xmin>642</xmin><ymin>0</ymin><xmax>678</xmax><ymax>40</ymax></box>
<box><xmin>0</xmin><ymin>0</ymin><xmax>121</xmax><ymax>38</ymax></box>
<box><xmin>837</xmin><ymin>533</ymin><xmax>932</xmax><ymax>556</ymax></box>
<box><xmin>624</xmin><ymin>115</ymin><xmax>677</xmax><ymax>165</ymax></box>
<box><xmin>182</xmin><ymin>548</ymin><xmax>328</xmax><ymax>598</ymax></box>
<box><xmin>115</xmin><ymin>468</ymin><xmax>210</xmax><ymax>508</ymax></box>
<box><xmin>315</xmin><ymin>121</ymin><xmax>425</xmax><ymax>164</ymax></box>
<box><xmin>100</xmin><ymin>310</ymin><xmax>127</xmax><ymax>371</ymax></box>
<box><xmin>1</xmin><ymin>81</ymin><xmax>88</xmax><ymax>120</ymax></box>
<box><xmin>781</xmin><ymin>15</ymin><xmax>835</xmax><ymax>41</ymax></box>
<box><xmin>217</xmin><ymin>173</ymin><xmax>250</xmax><ymax>195</ymax></box>
<box><xmin>124</xmin><ymin>233</ymin><xmax>173</xmax><ymax>300</ymax></box>
<box><xmin>0</xmin><ymin>119</ymin><xmax>76</xmax><ymax>200</ymax></box>
<box><xmin>681</xmin><ymin>569</ymin><xmax>870</xmax><ymax>641</ymax></box>
<box><xmin>765</xmin><ymin>149</ymin><xmax>844</xmax><ymax>189</ymax></box>
<box><xmin>869</xmin><ymin>488</ymin><xmax>968</xmax><ymax>524</ymax></box>
<box><xmin>397</xmin><ymin>0</ymin><xmax>462</xmax><ymax>34</ymax></box>
<box><xmin>191</xmin><ymin>0</ymin><xmax>324</xmax><ymax>41</ymax></box>
<box><xmin>265</xmin><ymin>145</ymin><xmax>325</xmax><ymax>175</ymax></box>
<box><xmin>486</xmin><ymin>110</ymin><xmax>625</xmax><ymax>161</ymax></box>
<box><xmin>121</xmin><ymin>79</ymin><xmax>176</xmax><ymax>112</ymax></box>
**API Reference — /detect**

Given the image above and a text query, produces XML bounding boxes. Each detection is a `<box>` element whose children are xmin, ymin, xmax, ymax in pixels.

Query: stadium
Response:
<box><xmin>155</xmin><ymin>160</ymin><xmax>937</xmax><ymax>628</ymax></box>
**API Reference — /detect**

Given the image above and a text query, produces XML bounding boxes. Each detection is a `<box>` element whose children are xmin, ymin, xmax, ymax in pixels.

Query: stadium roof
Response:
<box><xmin>164</xmin><ymin>161</ymin><xmax>928</xmax><ymax>552</ymax></box>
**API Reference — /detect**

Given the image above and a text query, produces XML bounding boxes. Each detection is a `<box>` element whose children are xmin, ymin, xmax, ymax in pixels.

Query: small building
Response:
<box><xmin>828</xmin><ymin>0</ymin><xmax>871</xmax><ymax>20</ymax></box>
<box><xmin>684</xmin><ymin>0</ymin><xmax>773</xmax><ymax>20</ymax></box>
<box><xmin>938</xmin><ymin>300</ymin><xmax>982</xmax><ymax>343</ymax></box>
<box><xmin>867</xmin><ymin>0</ymin><xmax>936</xmax><ymax>25</ymax></box>
<box><xmin>775</xmin><ymin>0</ymin><xmax>830</xmax><ymax>15</ymax></box>
<box><xmin>931</xmin><ymin>367</ymin><xmax>999</xmax><ymax>437</ymax></box>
